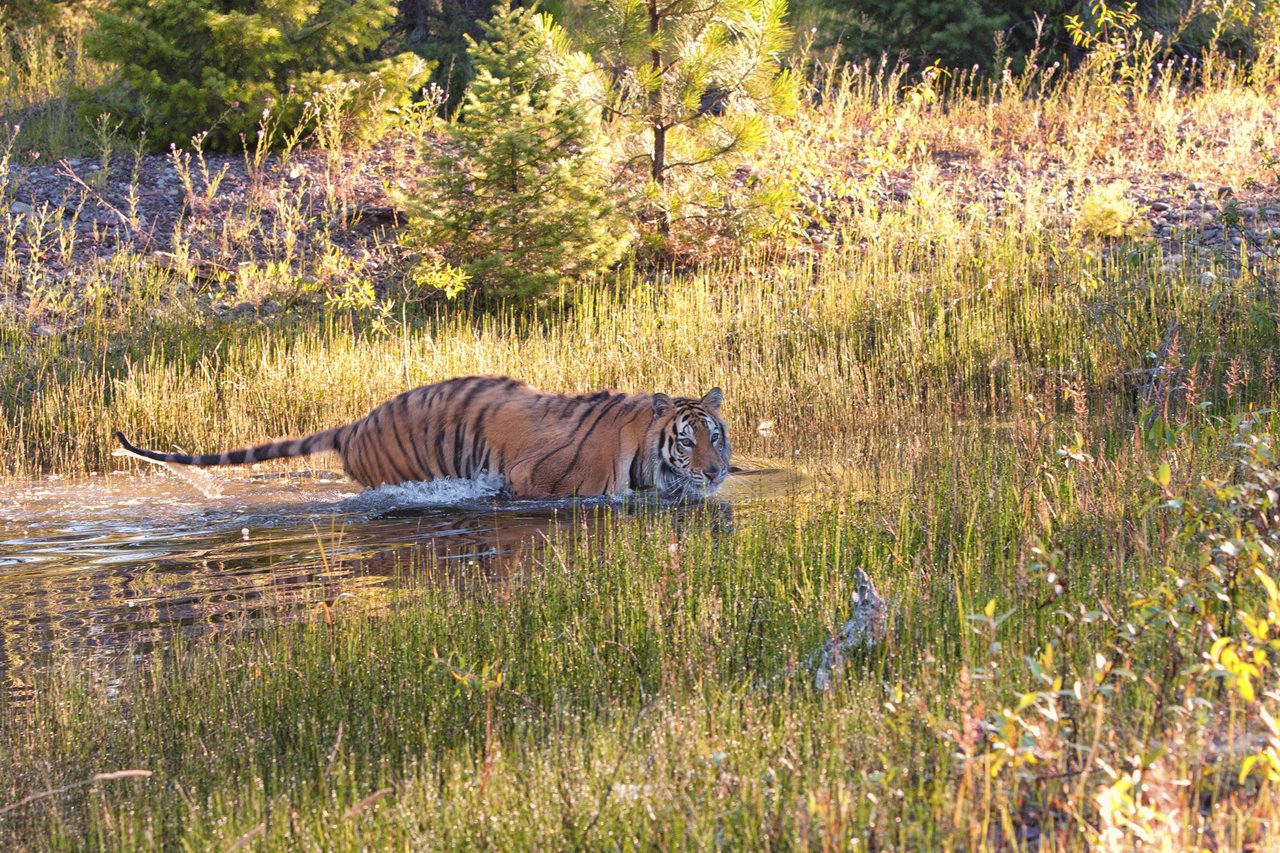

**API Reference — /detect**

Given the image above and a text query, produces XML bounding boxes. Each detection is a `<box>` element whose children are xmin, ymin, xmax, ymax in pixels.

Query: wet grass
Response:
<box><xmin>3</xmin><ymin>402</ymin><xmax>1279</xmax><ymax>849</ymax></box>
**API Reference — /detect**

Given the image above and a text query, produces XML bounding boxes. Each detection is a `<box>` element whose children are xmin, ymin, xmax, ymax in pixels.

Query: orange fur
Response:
<box><xmin>115</xmin><ymin>376</ymin><xmax>731</xmax><ymax>499</ymax></box>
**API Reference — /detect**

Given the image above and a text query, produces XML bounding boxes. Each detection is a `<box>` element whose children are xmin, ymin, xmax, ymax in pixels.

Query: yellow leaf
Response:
<box><xmin>1257</xmin><ymin>568</ymin><xmax>1280</xmax><ymax>605</ymax></box>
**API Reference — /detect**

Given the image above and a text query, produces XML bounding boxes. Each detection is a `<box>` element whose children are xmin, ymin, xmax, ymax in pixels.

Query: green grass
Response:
<box><xmin>4</xmin><ymin>408</ymin><xmax>1278</xmax><ymax>849</ymax></box>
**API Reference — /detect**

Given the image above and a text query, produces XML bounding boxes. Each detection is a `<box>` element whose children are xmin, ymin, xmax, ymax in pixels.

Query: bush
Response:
<box><xmin>404</xmin><ymin>1</ymin><xmax>627</xmax><ymax>303</ymax></box>
<box><xmin>393</xmin><ymin>0</ymin><xmax>497</xmax><ymax>107</ymax></box>
<box><xmin>1076</xmin><ymin>180</ymin><xmax>1150</xmax><ymax>239</ymax></box>
<box><xmin>80</xmin><ymin>0</ymin><xmax>432</xmax><ymax>152</ymax></box>
<box><xmin>793</xmin><ymin>0</ymin><xmax>1067</xmax><ymax>71</ymax></box>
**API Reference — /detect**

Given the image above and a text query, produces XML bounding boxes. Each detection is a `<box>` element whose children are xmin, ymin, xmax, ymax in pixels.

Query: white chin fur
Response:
<box><xmin>660</xmin><ymin>476</ymin><xmax>723</xmax><ymax>500</ymax></box>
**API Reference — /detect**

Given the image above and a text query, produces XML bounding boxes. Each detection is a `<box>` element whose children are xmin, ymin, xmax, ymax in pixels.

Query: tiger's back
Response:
<box><xmin>115</xmin><ymin>375</ymin><xmax>731</xmax><ymax>499</ymax></box>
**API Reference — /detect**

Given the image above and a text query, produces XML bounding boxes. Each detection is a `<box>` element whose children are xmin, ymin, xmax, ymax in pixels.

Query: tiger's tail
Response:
<box><xmin>114</xmin><ymin>426</ymin><xmax>349</xmax><ymax>468</ymax></box>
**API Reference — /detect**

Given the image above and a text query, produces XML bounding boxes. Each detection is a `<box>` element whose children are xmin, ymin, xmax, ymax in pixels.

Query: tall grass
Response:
<box><xmin>0</xmin><ymin>10</ymin><xmax>105</xmax><ymax>158</ymax></box>
<box><xmin>4</xmin><ymin>405</ymin><xmax>1280</xmax><ymax>848</ymax></box>
<box><xmin>2</xmin><ymin>211</ymin><xmax>1276</xmax><ymax>477</ymax></box>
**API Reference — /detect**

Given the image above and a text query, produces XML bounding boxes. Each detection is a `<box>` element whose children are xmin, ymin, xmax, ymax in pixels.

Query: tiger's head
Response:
<box><xmin>650</xmin><ymin>388</ymin><xmax>731</xmax><ymax>499</ymax></box>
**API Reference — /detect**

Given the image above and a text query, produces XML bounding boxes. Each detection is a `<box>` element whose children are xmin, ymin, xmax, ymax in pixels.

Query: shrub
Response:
<box><xmin>393</xmin><ymin>0</ymin><xmax>497</xmax><ymax>107</ymax></box>
<box><xmin>793</xmin><ymin>0</ymin><xmax>1068</xmax><ymax>71</ymax></box>
<box><xmin>404</xmin><ymin>1</ymin><xmax>627</xmax><ymax>303</ymax></box>
<box><xmin>1077</xmin><ymin>180</ymin><xmax>1150</xmax><ymax>239</ymax></box>
<box><xmin>80</xmin><ymin>0</ymin><xmax>432</xmax><ymax>152</ymax></box>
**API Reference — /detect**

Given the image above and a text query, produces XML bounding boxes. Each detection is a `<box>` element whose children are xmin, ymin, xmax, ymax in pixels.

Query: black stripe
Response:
<box><xmin>468</xmin><ymin>401</ymin><xmax>500</xmax><ymax>475</ymax></box>
<box><xmin>345</xmin><ymin>420</ymin><xmax>369</xmax><ymax>484</ymax></box>
<box><xmin>402</xmin><ymin>395</ymin><xmax>433</xmax><ymax>479</ymax></box>
<box><xmin>429</xmin><ymin>391</ymin><xmax>453</xmax><ymax>479</ymax></box>
<box><xmin>362</xmin><ymin>407</ymin><xmax>400</xmax><ymax>484</ymax></box>
<box><xmin>525</xmin><ymin>395</ymin><xmax>613</xmax><ymax>472</ymax></box>
<box><xmin>407</xmin><ymin>390</ymin><xmax>437</xmax><ymax>478</ymax></box>
<box><xmin>415</xmin><ymin>388</ymin><xmax>440</xmax><ymax>478</ymax></box>
<box><xmin>300</xmin><ymin>430</ymin><xmax>330</xmax><ymax>455</ymax></box>
<box><xmin>550</xmin><ymin>395</ymin><xmax>628</xmax><ymax>492</ymax></box>
<box><xmin>629</xmin><ymin>451</ymin><xmax>647</xmax><ymax>489</ymax></box>
<box><xmin>335</xmin><ymin>424</ymin><xmax>354</xmax><ymax>453</ymax></box>
<box><xmin>453</xmin><ymin>379</ymin><xmax>496</xmax><ymax>473</ymax></box>
<box><xmin>385</xmin><ymin>397</ymin><xmax>419</xmax><ymax>480</ymax></box>
<box><xmin>450</xmin><ymin>379</ymin><xmax>496</xmax><ymax>478</ymax></box>
<box><xmin>379</xmin><ymin>414</ymin><xmax>416</xmax><ymax>483</ymax></box>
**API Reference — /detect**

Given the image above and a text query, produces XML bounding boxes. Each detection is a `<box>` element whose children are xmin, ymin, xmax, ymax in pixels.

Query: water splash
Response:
<box><xmin>338</xmin><ymin>475</ymin><xmax>508</xmax><ymax>513</ymax></box>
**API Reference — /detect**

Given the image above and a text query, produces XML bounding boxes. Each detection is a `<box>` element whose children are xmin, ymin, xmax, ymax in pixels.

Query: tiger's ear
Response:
<box><xmin>701</xmin><ymin>387</ymin><xmax>724</xmax><ymax>409</ymax></box>
<box><xmin>652</xmin><ymin>393</ymin><xmax>674</xmax><ymax>417</ymax></box>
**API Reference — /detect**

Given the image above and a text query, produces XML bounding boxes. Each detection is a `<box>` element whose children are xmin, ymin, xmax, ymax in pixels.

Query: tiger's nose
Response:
<box><xmin>702</xmin><ymin>466</ymin><xmax>722</xmax><ymax>481</ymax></box>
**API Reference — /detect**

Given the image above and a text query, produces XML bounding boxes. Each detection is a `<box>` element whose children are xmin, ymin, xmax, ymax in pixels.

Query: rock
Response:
<box><xmin>811</xmin><ymin>568</ymin><xmax>890</xmax><ymax>691</ymax></box>
<box><xmin>9</xmin><ymin>201</ymin><xmax>33</xmax><ymax>216</ymax></box>
<box><xmin>32</xmin><ymin>324</ymin><xmax>57</xmax><ymax>337</ymax></box>
<box><xmin>1217</xmin><ymin>186</ymin><xmax>1234</xmax><ymax>199</ymax></box>
<box><xmin>1150</xmin><ymin>200</ymin><xmax>1171</xmax><ymax>212</ymax></box>
<box><xmin>1201</xmin><ymin>271</ymin><xmax>1218</xmax><ymax>284</ymax></box>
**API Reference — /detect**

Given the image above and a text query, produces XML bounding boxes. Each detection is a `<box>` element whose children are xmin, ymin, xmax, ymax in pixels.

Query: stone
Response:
<box><xmin>9</xmin><ymin>201</ymin><xmax>33</xmax><ymax>215</ymax></box>
<box><xmin>811</xmin><ymin>568</ymin><xmax>890</xmax><ymax>691</ymax></box>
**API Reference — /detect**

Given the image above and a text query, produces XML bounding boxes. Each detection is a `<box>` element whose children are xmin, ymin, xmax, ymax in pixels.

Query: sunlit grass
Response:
<box><xmin>4</xmin><ymin>405</ymin><xmax>1279</xmax><ymax>849</ymax></box>
<box><xmin>3</xmin><ymin>214</ymin><xmax>1277</xmax><ymax>479</ymax></box>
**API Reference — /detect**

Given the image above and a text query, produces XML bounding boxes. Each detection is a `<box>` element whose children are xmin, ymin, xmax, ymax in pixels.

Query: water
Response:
<box><xmin>0</xmin><ymin>466</ymin><xmax>804</xmax><ymax>702</ymax></box>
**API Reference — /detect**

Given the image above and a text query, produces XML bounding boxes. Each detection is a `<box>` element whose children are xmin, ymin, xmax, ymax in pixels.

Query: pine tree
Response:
<box><xmin>406</xmin><ymin>1</ymin><xmax>627</xmax><ymax>302</ymax></box>
<box><xmin>585</xmin><ymin>0</ymin><xmax>799</xmax><ymax>233</ymax></box>
<box><xmin>82</xmin><ymin>0</ymin><xmax>431</xmax><ymax>151</ymax></box>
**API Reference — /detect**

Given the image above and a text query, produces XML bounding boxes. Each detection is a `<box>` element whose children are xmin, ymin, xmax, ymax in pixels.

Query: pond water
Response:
<box><xmin>0</xmin><ymin>465</ymin><xmax>805</xmax><ymax>703</ymax></box>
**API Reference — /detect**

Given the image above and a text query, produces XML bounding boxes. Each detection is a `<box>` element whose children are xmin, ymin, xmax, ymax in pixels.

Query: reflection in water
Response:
<box><xmin>0</xmin><ymin>467</ymin><xmax>794</xmax><ymax>704</ymax></box>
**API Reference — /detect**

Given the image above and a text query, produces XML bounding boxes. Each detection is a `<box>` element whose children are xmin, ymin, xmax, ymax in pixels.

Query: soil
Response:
<box><xmin>4</xmin><ymin>138</ymin><xmax>1279</xmax><ymax>319</ymax></box>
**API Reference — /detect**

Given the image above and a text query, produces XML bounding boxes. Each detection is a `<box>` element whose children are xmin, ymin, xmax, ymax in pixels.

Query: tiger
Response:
<box><xmin>114</xmin><ymin>375</ymin><xmax>732</xmax><ymax>500</ymax></box>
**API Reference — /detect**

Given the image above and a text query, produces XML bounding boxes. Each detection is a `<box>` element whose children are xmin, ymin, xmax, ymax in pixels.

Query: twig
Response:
<box><xmin>0</xmin><ymin>769</ymin><xmax>152</xmax><ymax>817</ymax></box>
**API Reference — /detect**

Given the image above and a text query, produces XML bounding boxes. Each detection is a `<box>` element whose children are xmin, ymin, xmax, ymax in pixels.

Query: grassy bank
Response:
<box><xmin>4</xmin><ymin>406</ymin><xmax>1280</xmax><ymax>848</ymax></box>
<box><xmin>3</xmin><ymin>212</ymin><xmax>1278</xmax><ymax>478</ymax></box>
